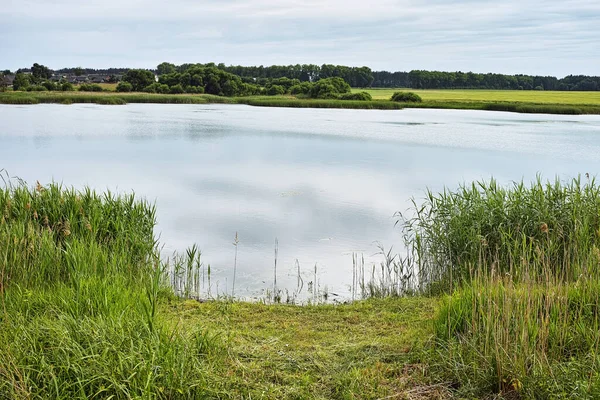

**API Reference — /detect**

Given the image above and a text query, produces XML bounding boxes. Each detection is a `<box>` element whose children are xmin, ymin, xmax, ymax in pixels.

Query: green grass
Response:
<box><xmin>397</xmin><ymin>176</ymin><xmax>600</xmax><ymax>398</ymax></box>
<box><xmin>0</xmin><ymin>178</ymin><xmax>438</xmax><ymax>399</ymax></box>
<box><xmin>3</xmin><ymin>90</ymin><xmax>600</xmax><ymax>114</ymax></box>
<box><xmin>357</xmin><ymin>88</ymin><xmax>600</xmax><ymax>105</ymax></box>
<box><xmin>5</xmin><ymin>173</ymin><xmax>600</xmax><ymax>398</ymax></box>
<box><xmin>162</xmin><ymin>298</ymin><xmax>437</xmax><ymax>399</ymax></box>
<box><xmin>400</xmin><ymin>176</ymin><xmax>600</xmax><ymax>293</ymax></box>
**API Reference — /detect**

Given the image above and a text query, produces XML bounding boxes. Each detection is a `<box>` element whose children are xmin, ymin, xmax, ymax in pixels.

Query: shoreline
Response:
<box><xmin>2</xmin><ymin>91</ymin><xmax>600</xmax><ymax>115</ymax></box>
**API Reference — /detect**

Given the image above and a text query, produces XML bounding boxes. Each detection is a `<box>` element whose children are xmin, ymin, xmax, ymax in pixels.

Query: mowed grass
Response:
<box><xmin>162</xmin><ymin>298</ymin><xmax>439</xmax><ymax>399</ymax></box>
<box><xmin>356</xmin><ymin>88</ymin><xmax>600</xmax><ymax>105</ymax></box>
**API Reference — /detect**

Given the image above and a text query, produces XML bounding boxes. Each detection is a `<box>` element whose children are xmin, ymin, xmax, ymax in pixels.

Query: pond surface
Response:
<box><xmin>2</xmin><ymin>104</ymin><xmax>600</xmax><ymax>299</ymax></box>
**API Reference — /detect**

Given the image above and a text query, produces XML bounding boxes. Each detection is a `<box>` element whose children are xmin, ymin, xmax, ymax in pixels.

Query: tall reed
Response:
<box><xmin>0</xmin><ymin>177</ymin><xmax>220</xmax><ymax>398</ymax></box>
<box><xmin>402</xmin><ymin>176</ymin><xmax>600</xmax><ymax>397</ymax></box>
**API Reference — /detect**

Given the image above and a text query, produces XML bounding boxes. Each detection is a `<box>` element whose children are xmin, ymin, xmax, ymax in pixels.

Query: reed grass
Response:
<box><xmin>0</xmin><ymin>176</ymin><xmax>220</xmax><ymax>398</ymax></box>
<box><xmin>398</xmin><ymin>176</ymin><xmax>600</xmax><ymax>398</ymax></box>
<box><xmin>399</xmin><ymin>176</ymin><xmax>600</xmax><ymax>294</ymax></box>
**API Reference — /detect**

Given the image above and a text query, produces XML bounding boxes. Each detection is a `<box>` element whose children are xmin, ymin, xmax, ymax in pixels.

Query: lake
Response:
<box><xmin>2</xmin><ymin>104</ymin><xmax>600</xmax><ymax>299</ymax></box>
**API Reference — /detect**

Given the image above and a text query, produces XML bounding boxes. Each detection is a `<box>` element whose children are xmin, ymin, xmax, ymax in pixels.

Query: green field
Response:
<box><xmin>3</xmin><ymin>89</ymin><xmax>600</xmax><ymax>114</ymax></box>
<box><xmin>355</xmin><ymin>87</ymin><xmax>600</xmax><ymax>105</ymax></box>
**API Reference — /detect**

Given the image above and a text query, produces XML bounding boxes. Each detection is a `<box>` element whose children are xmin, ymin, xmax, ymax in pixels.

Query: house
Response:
<box><xmin>1</xmin><ymin>74</ymin><xmax>15</xmax><ymax>87</ymax></box>
<box><xmin>69</xmin><ymin>76</ymin><xmax>89</xmax><ymax>84</ymax></box>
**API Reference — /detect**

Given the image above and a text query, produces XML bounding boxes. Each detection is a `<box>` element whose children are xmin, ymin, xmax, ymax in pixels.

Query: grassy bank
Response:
<box><xmin>4</xmin><ymin>175</ymin><xmax>600</xmax><ymax>398</ymax></box>
<box><xmin>2</xmin><ymin>90</ymin><xmax>600</xmax><ymax>114</ymax></box>
<box><xmin>400</xmin><ymin>177</ymin><xmax>600</xmax><ymax>398</ymax></box>
<box><xmin>0</xmin><ymin>178</ymin><xmax>438</xmax><ymax>399</ymax></box>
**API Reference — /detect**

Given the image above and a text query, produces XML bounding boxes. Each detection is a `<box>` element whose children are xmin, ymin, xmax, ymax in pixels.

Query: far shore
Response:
<box><xmin>2</xmin><ymin>89</ymin><xmax>600</xmax><ymax>115</ymax></box>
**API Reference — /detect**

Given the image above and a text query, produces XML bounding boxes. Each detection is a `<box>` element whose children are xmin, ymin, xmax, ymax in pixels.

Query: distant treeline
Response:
<box><xmin>159</xmin><ymin>62</ymin><xmax>375</xmax><ymax>88</ymax></box>
<box><xmin>55</xmin><ymin>67</ymin><xmax>130</xmax><ymax>76</ymax></box>
<box><xmin>5</xmin><ymin>62</ymin><xmax>600</xmax><ymax>91</ymax></box>
<box><xmin>372</xmin><ymin>70</ymin><xmax>600</xmax><ymax>91</ymax></box>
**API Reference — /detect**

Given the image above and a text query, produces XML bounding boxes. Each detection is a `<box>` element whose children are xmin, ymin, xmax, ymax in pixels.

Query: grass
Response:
<box><xmin>358</xmin><ymin>88</ymin><xmax>600</xmax><ymax>105</ymax></box>
<box><xmin>399</xmin><ymin>176</ymin><xmax>600</xmax><ymax>293</ymax></box>
<box><xmin>396</xmin><ymin>176</ymin><xmax>600</xmax><ymax>398</ymax></box>
<box><xmin>0</xmin><ymin>177</ymin><xmax>438</xmax><ymax>399</ymax></box>
<box><xmin>162</xmin><ymin>298</ymin><xmax>438</xmax><ymax>399</ymax></box>
<box><xmin>5</xmin><ymin>172</ymin><xmax>600</xmax><ymax>398</ymax></box>
<box><xmin>3</xmin><ymin>90</ymin><xmax>600</xmax><ymax>114</ymax></box>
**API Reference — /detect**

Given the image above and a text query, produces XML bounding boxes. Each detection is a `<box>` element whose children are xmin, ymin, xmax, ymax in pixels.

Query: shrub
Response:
<box><xmin>169</xmin><ymin>84</ymin><xmax>184</xmax><ymax>94</ymax></box>
<box><xmin>309</xmin><ymin>77</ymin><xmax>351</xmax><ymax>99</ymax></box>
<box><xmin>116</xmin><ymin>82</ymin><xmax>133</xmax><ymax>92</ymax></box>
<box><xmin>41</xmin><ymin>81</ymin><xmax>57</xmax><ymax>91</ymax></box>
<box><xmin>142</xmin><ymin>83</ymin><xmax>170</xmax><ymax>94</ymax></box>
<box><xmin>185</xmin><ymin>85</ymin><xmax>204</xmax><ymax>94</ymax></box>
<box><xmin>290</xmin><ymin>82</ymin><xmax>313</xmax><ymax>95</ymax></box>
<box><xmin>339</xmin><ymin>92</ymin><xmax>372</xmax><ymax>101</ymax></box>
<box><xmin>79</xmin><ymin>83</ymin><xmax>103</xmax><ymax>92</ymax></box>
<box><xmin>26</xmin><ymin>85</ymin><xmax>48</xmax><ymax>92</ymax></box>
<box><xmin>266</xmin><ymin>85</ymin><xmax>286</xmax><ymax>96</ymax></box>
<box><xmin>61</xmin><ymin>82</ymin><xmax>74</xmax><ymax>91</ymax></box>
<box><xmin>391</xmin><ymin>92</ymin><xmax>422</xmax><ymax>102</ymax></box>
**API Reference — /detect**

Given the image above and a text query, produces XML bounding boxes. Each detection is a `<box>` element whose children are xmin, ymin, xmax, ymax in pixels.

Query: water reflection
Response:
<box><xmin>1</xmin><ymin>104</ymin><xmax>600</xmax><ymax>297</ymax></box>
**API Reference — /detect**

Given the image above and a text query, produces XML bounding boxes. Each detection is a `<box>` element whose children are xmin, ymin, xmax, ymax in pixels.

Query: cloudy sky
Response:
<box><xmin>2</xmin><ymin>0</ymin><xmax>599</xmax><ymax>76</ymax></box>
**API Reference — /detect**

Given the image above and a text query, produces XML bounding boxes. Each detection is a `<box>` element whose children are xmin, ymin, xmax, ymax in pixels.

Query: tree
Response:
<box><xmin>122</xmin><ymin>69</ymin><xmax>155</xmax><ymax>91</ymax></box>
<box><xmin>2</xmin><ymin>70</ymin><xmax>11</xmax><ymax>75</ymax></box>
<box><xmin>266</xmin><ymin>85</ymin><xmax>285</xmax><ymax>96</ymax></box>
<box><xmin>74</xmin><ymin>67</ymin><xmax>84</xmax><ymax>76</ymax></box>
<box><xmin>13</xmin><ymin>72</ymin><xmax>31</xmax><ymax>91</ymax></box>
<box><xmin>156</xmin><ymin>62</ymin><xmax>176</xmax><ymax>76</ymax></box>
<box><xmin>31</xmin><ymin>63</ymin><xmax>52</xmax><ymax>81</ymax></box>
<box><xmin>309</xmin><ymin>77</ymin><xmax>351</xmax><ymax>98</ymax></box>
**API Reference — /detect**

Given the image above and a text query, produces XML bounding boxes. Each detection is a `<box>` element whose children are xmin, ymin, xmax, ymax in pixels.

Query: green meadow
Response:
<box><xmin>3</xmin><ymin>89</ymin><xmax>600</xmax><ymax>114</ymax></box>
<box><xmin>356</xmin><ymin>88</ymin><xmax>600</xmax><ymax>105</ymax></box>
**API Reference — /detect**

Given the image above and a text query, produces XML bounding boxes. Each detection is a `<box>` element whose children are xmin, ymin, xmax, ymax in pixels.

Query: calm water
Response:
<box><xmin>2</xmin><ymin>104</ymin><xmax>600</xmax><ymax>298</ymax></box>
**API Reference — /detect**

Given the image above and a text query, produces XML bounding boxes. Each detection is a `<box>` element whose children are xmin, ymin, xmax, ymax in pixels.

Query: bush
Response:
<box><xmin>290</xmin><ymin>82</ymin><xmax>313</xmax><ymax>95</ymax></box>
<box><xmin>116</xmin><ymin>82</ymin><xmax>133</xmax><ymax>92</ymax></box>
<box><xmin>61</xmin><ymin>82</ymin><xmax>74</xmax><ymax>91</ymax></box>
<box><xmin>309</xmin><ymin>77</ymin><xmax>351</xmax><ymax>99</ymax></box>
<box><xmin>390</xmin><ymin>92</ymin><xmax>422</xmax><ymax>102</ymax></box>
<box><xmin>79</xmin><ymin>83</ymin><xmax>103</xmax><ymax>92</ymax></box>
<box><xmin>185</xmin><ymin>86</ymin><xmax>204</xmax><ymax>94</ymax></box>
<box><xmin>266</xmin><ymin>85</ymin><xmax>286</xmax><ymax>96</ymax></box>
<box><xmin>142</xmin><ymin>83</ymin><xmax>170</xmax><ymax>94</ymax></box>
<box><xmin>41</xmin><ymin>81</ymin><xmax>57</xmax><ymax>91</ymax></box>
<box><xmin>339</xmin><ymin>92</ymin><xmax>372</xmax><ymax>101</ymax></box>
<box><xmin>26</xmin><ymin>85</ymin><xmax>48</xmax><ymax>92</ymax></box>
<box><xmin>169</xmin><ymin>84</ymin><xmax>184</xmax><ymax>94</ymax></box>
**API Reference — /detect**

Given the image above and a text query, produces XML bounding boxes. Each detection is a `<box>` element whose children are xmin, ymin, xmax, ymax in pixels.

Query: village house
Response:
<box><xmin>1</xmin><ymin>74</ymin><xmax>15</xmax><ymax>86</ymax></box>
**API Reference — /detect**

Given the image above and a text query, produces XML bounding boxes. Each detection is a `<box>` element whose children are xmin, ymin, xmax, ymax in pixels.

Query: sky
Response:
<box><xmin>2</xmin><ymin>0</ymin><xmax>599</xmax><ymax>77</ymax></box>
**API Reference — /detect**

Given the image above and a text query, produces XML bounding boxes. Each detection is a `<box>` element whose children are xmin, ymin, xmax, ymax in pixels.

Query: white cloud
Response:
<box><xmin>1</xmin><ymin>0</ymin><xmax>599</xmax><ymax>76</ymax></box>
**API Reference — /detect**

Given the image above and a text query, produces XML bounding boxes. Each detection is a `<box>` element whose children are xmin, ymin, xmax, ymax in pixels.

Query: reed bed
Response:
<box><xmin>4</xmin><ymin>91</ymin><xmax>598</xmax><ymax>114</ymax></box>
<box><xmin>0</xmin><ymin>176</ymin><xmax>220</xmax><ymax>399</ymax></box>
<box><xmin>398</xmin><ymin>176</ymin><xmax>600</xmax><ymax>398</ymax></box>
<box><xmin>399</xmin><ymin>176</ymin><xmax>600</xmax><ymax>294</ymax></box>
